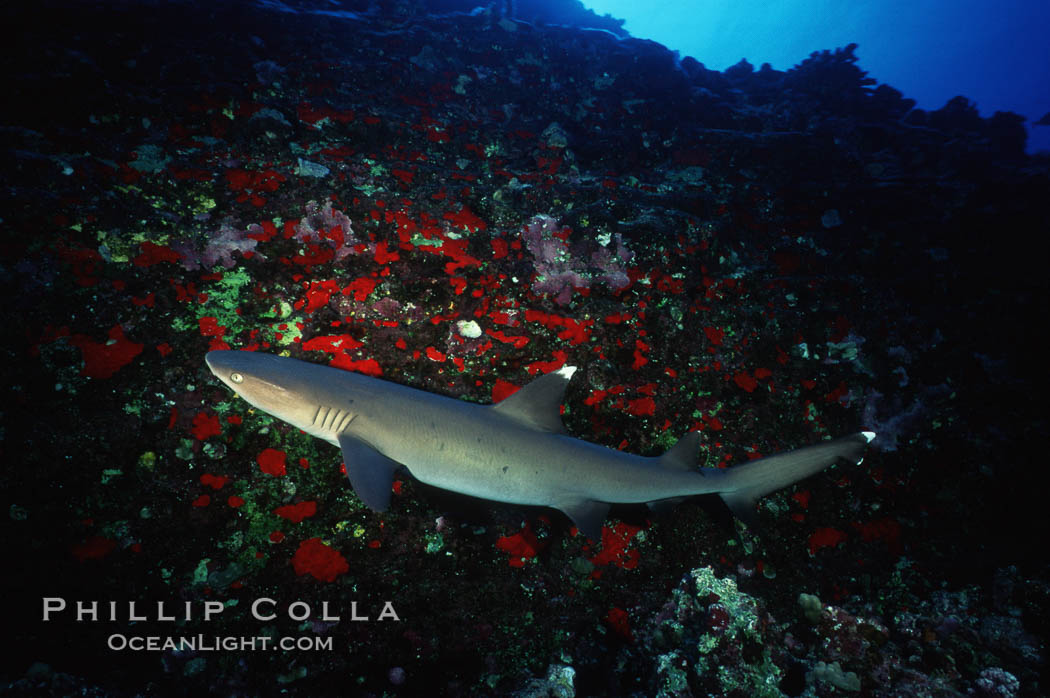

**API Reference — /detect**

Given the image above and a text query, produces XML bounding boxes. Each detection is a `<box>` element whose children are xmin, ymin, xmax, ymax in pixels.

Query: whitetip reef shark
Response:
<box><xmin>206</xmin><ymin>350</ymin><xmax>874</xmax><ymax>540</ymax></box>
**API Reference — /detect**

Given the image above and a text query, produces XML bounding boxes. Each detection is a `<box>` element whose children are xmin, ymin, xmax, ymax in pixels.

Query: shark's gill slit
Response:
<box><xmin>314</xmin><ymin>405</ymin><xmax>331</xmax><ymax>428</ymax></box>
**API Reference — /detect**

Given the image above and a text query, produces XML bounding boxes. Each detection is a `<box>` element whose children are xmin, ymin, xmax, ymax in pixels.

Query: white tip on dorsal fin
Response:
<box><xmin>554</xmin><ymin>365</ymin><xmax>578</xmax><ymax>380</ymax></box>
<box><xmin>491</xmin><ymin>366</ymin><xmax>577</xmax><ymax>433</ymax></box>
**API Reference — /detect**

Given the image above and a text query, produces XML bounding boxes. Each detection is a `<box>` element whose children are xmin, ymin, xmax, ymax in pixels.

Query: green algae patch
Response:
<box><xmin>200</xmin><ymin>268</ymin><xmax>253</xmax><ymax>329</ymax></box>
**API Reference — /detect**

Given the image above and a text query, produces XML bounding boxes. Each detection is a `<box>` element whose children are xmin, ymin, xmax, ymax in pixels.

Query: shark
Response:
<box><xmin>205</xmin><ymin>350</ymin><xmax>874</xmax><ymax>539</ymax></box>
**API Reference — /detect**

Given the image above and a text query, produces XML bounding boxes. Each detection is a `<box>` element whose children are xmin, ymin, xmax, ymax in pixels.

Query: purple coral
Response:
<box><xmin>202</xmin><ymin>222</ymin><xmax>260</xmax><ymax>268</ymax></box>
<box><xmin>521</xmin><ymin>214</ymin><xmax>634</xmax><ymax>305</ymax></box>
<box><xmin>522</xmin><ymin>214</ymin><xmax>570</xmax><ymax>265</ymax></box>
<box><xmin>175</xmin><ymin>221</ymin><xmax>261</xmax><ymax>271</ymax></box>
<box><xmin>522</xmin><ymin>214</ymin><xmax>587</xmax><ymax>305</ymax></box>
<box><xmin>591</xmin><ymin>232</ymin><xmax>633</xmax><ymax>291</ymax></box>
<box><xmin>294</xmin><ymin>200</ymin><xmax>358</xmax><ymax>261</ymax></box>
<box><xmin>862</xmin><ymin>382</ymin><xmax>951</xmax><ymax>451</ymax></box>
<box><xmin>532</xmin><ymin>269</ymin><xmax>589</xmax><ymax>306</ymax></box>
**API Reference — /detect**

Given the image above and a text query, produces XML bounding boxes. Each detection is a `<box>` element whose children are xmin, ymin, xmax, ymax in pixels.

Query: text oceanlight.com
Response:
<box><xmin>106</xmin><ymin>634</ymin><xmax>333</xmax><ymax>652</ymax></box>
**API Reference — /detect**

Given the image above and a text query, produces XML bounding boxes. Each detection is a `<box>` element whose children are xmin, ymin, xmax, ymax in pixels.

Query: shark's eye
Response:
<box><xmin>230</xmin><ymin>372</ymin><xmax>244</xmax><ymax>384</ymax></box>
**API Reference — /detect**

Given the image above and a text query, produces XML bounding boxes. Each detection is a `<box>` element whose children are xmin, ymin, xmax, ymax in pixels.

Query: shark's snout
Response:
<box><xmin>205</xmin><ymin>350</ymin><xmax>254</xmax><ymax>379</ymax></box>
<box><xmin>204</xmin><ymin>350</ymin><xmax>230</xmax><ymax>374</ymax></box>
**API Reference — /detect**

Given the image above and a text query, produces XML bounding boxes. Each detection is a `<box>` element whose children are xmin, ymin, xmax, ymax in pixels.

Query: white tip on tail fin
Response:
<box><xmin>719</xmin><ymin>431</ymin><xmax>876</xmax><ymax>528</ymax></box>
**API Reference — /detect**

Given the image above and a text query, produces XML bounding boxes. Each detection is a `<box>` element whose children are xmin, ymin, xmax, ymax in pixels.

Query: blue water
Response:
<box><xmin>582</xmin><ymin>0</ymin><xmax>1050</xmax><ymax>153</ymax></box>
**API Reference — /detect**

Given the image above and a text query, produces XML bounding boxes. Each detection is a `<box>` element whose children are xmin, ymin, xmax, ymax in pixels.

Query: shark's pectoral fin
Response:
<box><xmin>556</xmin><ymin>499</ymin><xmax>609</xmax><ymax>541</ymax></box>
<box><xmin>337</xmin><ymin>434</ymin><xmax>400</xmax><ymax>512</ymax></box>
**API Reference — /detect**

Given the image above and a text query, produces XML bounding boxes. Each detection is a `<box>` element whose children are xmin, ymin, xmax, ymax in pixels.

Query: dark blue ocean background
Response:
<box><xmin>580</xmin><ymin>0</ymin><xmax>1050</xmax><ymax>154</ymax></box>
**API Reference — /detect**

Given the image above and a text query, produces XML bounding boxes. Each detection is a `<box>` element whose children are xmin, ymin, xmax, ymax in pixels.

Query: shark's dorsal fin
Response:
<box><xmin>338</xmin><ymin>433</ymin><xmax>401</xmax><ymax>511</ymax></box>
<box><xmin>491</xmin><ymin>366</ymin><xmax>576</xmax><ymax>434</ymax></box>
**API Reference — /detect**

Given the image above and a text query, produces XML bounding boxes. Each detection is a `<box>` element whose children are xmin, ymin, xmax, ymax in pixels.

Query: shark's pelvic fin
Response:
<box><xmin>338</xmin><ymin>433</ymin><xmax>401</xmax><ymax>511</ymax></box>
<box><xmin>491</xmin><ymin>365</ymin><xmax>577</xmax><ymax>433</ymax></box>
<box><xmin>556</xmin><ymin>498</ymin><xmax>611</xmax><ymax>541</ymax></box>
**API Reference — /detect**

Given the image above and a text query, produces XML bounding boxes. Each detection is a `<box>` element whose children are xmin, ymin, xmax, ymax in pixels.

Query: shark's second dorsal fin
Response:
<box><xmin>658</xmin><ymin>431</ymin><xmax>701</xmax><ymax>471</ymax></box>
<box><xmin>491</xmin><ymin>366</ymin><xmax>577</xmax><ymax>433</ymax></box>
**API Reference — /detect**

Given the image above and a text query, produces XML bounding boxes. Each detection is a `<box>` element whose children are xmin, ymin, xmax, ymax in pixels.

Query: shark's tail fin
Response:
<box><xmin>718</xmin><ymin>431</ymin><xmax>875</xmax><ymax>527</ymax></box>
